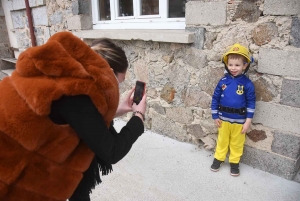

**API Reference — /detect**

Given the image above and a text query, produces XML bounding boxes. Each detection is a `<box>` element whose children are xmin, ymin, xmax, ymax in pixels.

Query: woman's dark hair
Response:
<box><xmin>90</xmin><ymin>38</ymin><xmax>128</xmax><ymax>74</ymax></box>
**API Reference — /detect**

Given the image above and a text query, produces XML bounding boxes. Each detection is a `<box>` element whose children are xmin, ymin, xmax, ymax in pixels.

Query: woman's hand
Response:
<box><xmin>114</xmin><ymin>87</ymin><xmax>135</xmax><ymax>118</ymax></box>
<box><xmin>132</xmin><ymin>92</ymin><xmax>147</xmax><ymax>121</ymax></box>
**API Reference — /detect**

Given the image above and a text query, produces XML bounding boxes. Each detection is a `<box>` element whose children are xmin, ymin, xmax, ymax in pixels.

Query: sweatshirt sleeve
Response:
<box><xmin>211</xmin><ymin>80</ymin><xmax>222</xmax><ymax>119</ymax></box>
<box><xmin>245</xmin><ymin>80</ymin><xmax>256</xmax><ymax>118</ymax></box>
<box><xmin>54</xmin><ymin>95</ymin><xmax>144</xmax><ymax>164</ymax></box>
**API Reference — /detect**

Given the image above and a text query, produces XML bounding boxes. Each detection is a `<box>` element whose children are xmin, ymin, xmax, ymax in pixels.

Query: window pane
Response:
<box><xmin>99</xmin><ymin>0</ymin><xmax>111</xmax><ymax>20</ymax></box>
<box><xmin>169</xmin><ymin>0</ymin><xmax>186</xmax><ymax>18</ymax></box>
<box><xmin>119</xmin><ymin>0</ymin><xmax>133</xmax><ymax>17</ymax></box>
<box><xmin>141</xmin><ymin>0</ymin><xmax>159</xmax><ymax>15</ymax></box>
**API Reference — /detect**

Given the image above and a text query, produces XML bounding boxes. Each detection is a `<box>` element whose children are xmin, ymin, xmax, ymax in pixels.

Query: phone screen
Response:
<box><xmin>133</xmin><ymin>81</ymin><xmax>146</xmax><ymax>105</ymax></box>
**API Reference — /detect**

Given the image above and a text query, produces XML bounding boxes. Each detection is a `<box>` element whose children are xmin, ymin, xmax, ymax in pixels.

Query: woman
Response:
<box><xmin>0</xmin><ymin>32</ymin><xmax>146</xmax><ymax>201</ymax></box>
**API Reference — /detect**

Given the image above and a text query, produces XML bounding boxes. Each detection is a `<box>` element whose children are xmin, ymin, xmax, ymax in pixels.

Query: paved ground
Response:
<box><xmin>90</xmin><ymin>119</ymin><xmax>300</xmax><ymax>201</ymax></box>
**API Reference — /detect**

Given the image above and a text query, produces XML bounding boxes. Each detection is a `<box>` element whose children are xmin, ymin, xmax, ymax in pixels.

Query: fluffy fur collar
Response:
<box><xmin>12</xmin><ymin>31</ymin><xmax>119</xmax><ymax>124</ymax></box>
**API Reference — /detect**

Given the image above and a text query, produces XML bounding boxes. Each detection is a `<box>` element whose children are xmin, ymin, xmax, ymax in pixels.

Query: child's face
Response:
<box><xmin>227</xmin><ymin>58</ymin><xmax>248</xmax><ymax>76</ymax></box>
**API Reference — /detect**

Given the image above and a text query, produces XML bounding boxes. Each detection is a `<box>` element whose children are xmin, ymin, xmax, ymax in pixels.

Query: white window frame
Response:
<box><xmin>91</xmin><ymin>0</ymin><xmax>186</xmax><ymax>30</ymax></box>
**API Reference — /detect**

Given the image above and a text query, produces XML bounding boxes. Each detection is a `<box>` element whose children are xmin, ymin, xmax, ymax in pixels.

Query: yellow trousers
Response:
<box><xmin>214</xmin><ymin>121</ymin><xmax>245</xmax><ymax>163</ymax></box>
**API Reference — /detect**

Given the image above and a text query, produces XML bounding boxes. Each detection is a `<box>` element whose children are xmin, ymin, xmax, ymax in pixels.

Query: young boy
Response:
<box><xmin>210</xmin><ymin>43</ymin><xmax>256</xmax><ymax>176</ymax></box>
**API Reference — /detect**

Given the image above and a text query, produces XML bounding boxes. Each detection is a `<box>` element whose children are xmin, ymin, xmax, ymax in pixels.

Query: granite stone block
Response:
<box><xmin>32</xmin><ymin>6</ymin><xmax>48</xmax><ymax>26</ymax></box>
<box><xmin>264</xmin><ymin>0</ymin><xmax>300</xmax><ymax>15</ymax></box>
<box><xmin>186</xmin><ymin>1</ymin><xmax>226</xmax><ymax>26</ymax></box>
<box><xmin>290</xmin><ymin>17</ymin><xmax>300</xmax><ymax>48</ymax></box>
<box><xmin>253</xmin><ymin>102</ymin><xmax>300</xmax><ymax>134</ymax></box>
<box><xmin>258</xmin><ymin>48</ymin><xmax>300</xmax><ymax>78</ymax></box>
<box><xmin>185</xmin><ymin>27</ymin><xmax>205</xmax><ymax>49</ymax></box>
<box><xmin>271</xmin><ymin>131</ymin><xmax>300</xmax><ymax>159</ymax></box>
<box><xmin>241</xmin><ymin>145</ymin><xmax>299</xmax><ymax>180</ymax></box>
<box><xmin>280</xmin><ymin>79</ymin><xmax>300</xmax><ymax>108</ymax></box>
<box><xmin>11</xmin><ymin>10</ymin><xmax>26</xmax><ymax>29</ymax></box>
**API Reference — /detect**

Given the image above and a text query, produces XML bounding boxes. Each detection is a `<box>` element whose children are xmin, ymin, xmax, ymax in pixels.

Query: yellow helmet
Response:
<box><xmin>221</xmin><ymin>43</ymin><xmax>252</xmax><ymax>64</ymax></box>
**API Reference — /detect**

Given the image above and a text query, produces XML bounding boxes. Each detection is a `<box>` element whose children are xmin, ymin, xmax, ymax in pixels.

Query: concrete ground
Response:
<box><xmin>90</xmin><ymin>119</ymin><xmax>300</xmax><ymax>201</ymax></box>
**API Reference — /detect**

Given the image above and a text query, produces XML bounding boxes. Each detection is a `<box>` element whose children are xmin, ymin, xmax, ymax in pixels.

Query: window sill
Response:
<box><xmin>72</xmin><ymin>29</ymin><xmax>195</xmax><ymax>44</ymax></box>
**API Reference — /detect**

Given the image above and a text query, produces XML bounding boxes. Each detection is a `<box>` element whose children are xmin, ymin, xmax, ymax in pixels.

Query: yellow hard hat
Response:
<box><xmin>221</xmin><ymin>43</ymin><xmax>252</xmax><ymax>64</ymax></box>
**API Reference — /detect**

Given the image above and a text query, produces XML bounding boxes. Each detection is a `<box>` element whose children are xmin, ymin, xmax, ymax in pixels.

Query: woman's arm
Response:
<box><xmin>54</xmin><ymin>95</ymin><xmax>144</xmax><ymax>164</ymax></box>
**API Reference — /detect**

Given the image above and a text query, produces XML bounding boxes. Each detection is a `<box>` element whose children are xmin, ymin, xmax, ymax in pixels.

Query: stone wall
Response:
<box><xmin>184</xmin><ymin>0</ymin><xmax>300</xmax><ymax>181</ymax></box>
<box><xmin>3</xmin><ymin>0</ymin><xmax>300</xmax><ymax>181</ymax></box>
<box><xmin>0</xmin><ymin>0</ymin><xmax>13</xmax><ymax>71</ymax></box>
<box><xmin>7</xmin><ymin>0</ymin><xmax>91</xmax><ymax>50</ymax></box>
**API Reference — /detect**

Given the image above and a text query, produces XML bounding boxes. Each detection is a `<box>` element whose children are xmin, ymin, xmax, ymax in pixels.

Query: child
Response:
<box><xmin>210</xmin><ymin>43</ymin><xmax>256</xmax><ymax>176</ymax></box>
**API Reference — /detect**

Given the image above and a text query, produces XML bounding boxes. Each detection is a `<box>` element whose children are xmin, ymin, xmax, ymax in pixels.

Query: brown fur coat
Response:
<box><xmin>0</xmin><ymin>32</ymin><xmax>119</xmax><ymax>201</ymax></box>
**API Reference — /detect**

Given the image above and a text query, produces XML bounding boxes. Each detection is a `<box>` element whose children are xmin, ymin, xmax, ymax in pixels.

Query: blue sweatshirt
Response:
<box><xmin>211</xmin><ymin>73</ymin><xmax>256</xmax><ymax>124</ymax></box>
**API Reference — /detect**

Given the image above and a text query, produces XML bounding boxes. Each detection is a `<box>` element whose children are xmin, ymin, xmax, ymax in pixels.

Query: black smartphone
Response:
<box><xmin>133</xmin><ymin>81</ymin><xmax>146</xmax><ymax>105</ymax></box>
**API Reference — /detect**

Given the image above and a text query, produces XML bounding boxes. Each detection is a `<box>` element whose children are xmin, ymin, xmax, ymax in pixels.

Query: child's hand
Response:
<box><xmin>242</xmin><ymin>118</ymin><xmax>252</xmax><ymax>134</ymax></box>
<box><xmin>214</xmin><ymin>119</ymin><xmax>222</xmax><ymax>128</ymax></box>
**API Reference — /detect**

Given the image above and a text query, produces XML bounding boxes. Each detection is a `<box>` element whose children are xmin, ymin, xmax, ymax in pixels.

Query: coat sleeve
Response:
<box><xmin>54</xmin><ymin>95</ymin><xmax>144</xmax><ymax>164</ymax></box>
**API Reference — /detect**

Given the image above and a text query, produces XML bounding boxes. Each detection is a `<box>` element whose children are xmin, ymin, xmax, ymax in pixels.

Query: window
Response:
<box><xmin>92</xmin><ymin>0</ymin><xmax>187</xmax><ymax>29</ymax></box>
